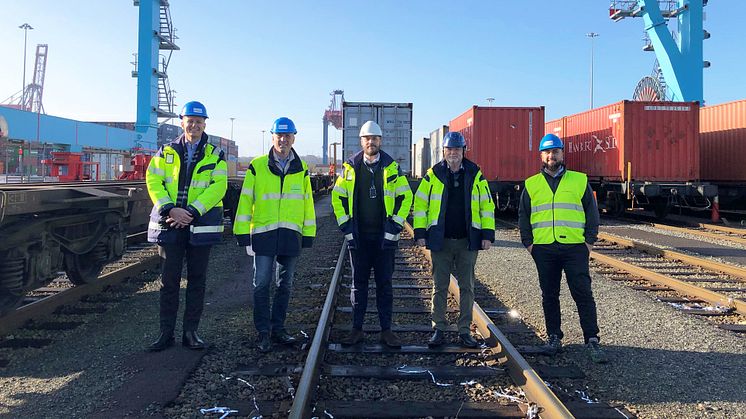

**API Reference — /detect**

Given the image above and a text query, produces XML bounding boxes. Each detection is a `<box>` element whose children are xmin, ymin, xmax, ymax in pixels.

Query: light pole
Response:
<box><xmin>229</xmin><ymin>117</ymin><xmax>236</xmax><ymax>142</ymax></box>
<box><xmin>586</xmin><ymin>32</ymin><xmax>599</xmax><ymax>109</ymax></box>
<box><xmin>261</xmin><ymin>130</ymin><xmax>266</xmax><ymax>155</ymax></box>
<box><xmin>486</xmin><ymin>97</ymin><xmax>495</xmax><ymax>106</ymax></box>
<box><xmin>19</xmin><ymin>23</ymin><xmax>33</xmax><ymax>108</ymax></box>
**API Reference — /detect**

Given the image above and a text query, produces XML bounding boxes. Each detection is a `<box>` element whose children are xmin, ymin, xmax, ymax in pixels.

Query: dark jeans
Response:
<box><xmin>158</xmin><ymin>240</ymin><xmax>211</xmax><ymax>334</ymax></box>
<box><xmin>531</xmin><ymin>243</ymin><xmax>600</xmax><ymax>343</ymax></box>
<box><xmin>349</xmin><ymin>237</ymin><xmax>395</xmax><ymax>330</ymax></box>
<box><xmin>252</xmin><ymin>254</ymin><xmax>298</xmax><ymax>334</ymax></box>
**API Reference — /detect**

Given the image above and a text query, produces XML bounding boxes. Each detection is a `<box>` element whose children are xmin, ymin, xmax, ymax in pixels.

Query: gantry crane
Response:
<box><xmin>23</xmin><ymin>44</ymin><xmax>49</xmax><ymax>113</ymax></box>
<box><xmin>322</xmin><ymin>90</ymin><xmax>344</xmax><ymax>165</ymax></box>
<box><xmin>132</xmin><ymin>0</ymin><xmax>179</xmax><ymax>151</ymax></box>
<box><xmin>2</xmin><ymin>44</ymin><xmax>48</xmax><ymax>113</ymax></box>
<box><xmin>610</xmin><ymin>0</ymin><xmax>709</xmax><ymax>103</ymax></box>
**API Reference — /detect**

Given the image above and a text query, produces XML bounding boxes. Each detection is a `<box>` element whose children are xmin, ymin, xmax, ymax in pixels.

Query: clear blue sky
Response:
<box><xmin>1</xmin><ymin>1</ymin><xmax>744</xmax><ymax>157</ymax></box>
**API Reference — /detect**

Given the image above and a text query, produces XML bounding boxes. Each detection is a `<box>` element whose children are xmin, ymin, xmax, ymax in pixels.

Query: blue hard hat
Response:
<box><xmin>271</xmin><ymin>117</ymin><xmax>297</xmax><ymax>134</ymax></box>
<box><xmin>180</xmin><ymin>101</ymin><xmax>208</xmax><ymax>119</ymax></box>
<box><xmin>443</xmin><ymin>132</ymin><xmax>466</xmax><ymax>148</ymax></box>
<box><xmin>539</xmin><ymin>133</ymin><xmax>564</xmax><ymax>151</ymax></box>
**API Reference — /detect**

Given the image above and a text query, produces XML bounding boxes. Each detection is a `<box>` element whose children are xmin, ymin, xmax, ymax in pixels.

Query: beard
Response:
<box><xmin>543</xmin><ymin>160</ymin><xmax>563</xmax><ymax>172</ymax></box>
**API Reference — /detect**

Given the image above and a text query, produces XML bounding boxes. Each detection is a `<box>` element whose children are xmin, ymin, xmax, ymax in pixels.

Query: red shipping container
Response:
<box><xmin>555</xmin><ymin>101</ymin><xmax>699</xmax><ymax>182</ymax></box>
<box><xmin>449</xmin><ymin>106</ymin><xmax>545</xmax><ymax>182</ymax></box>
<box><xmin>545</xmin><ymin>118</ymin><xmax>564</xmax><ymax>138</ymax></box>
<box><xmin>699</xmin><ymin>99</ymin><xmax>746</xmax><ymax>182</ymax></box>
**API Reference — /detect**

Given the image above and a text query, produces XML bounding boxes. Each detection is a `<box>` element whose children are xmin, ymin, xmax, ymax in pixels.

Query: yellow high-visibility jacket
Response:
<box><xmin>413</xmin><ymin>159</ymin><xmax>495</xmax><ymax>251</ymax></box>
<box><xmin>331</xmin><ymin>150</ymin><xmax>412</xmax><ymax>249</ymax></box>
<box><xmin>524</xmin><ymin>170</ymin><xmax>587</xmax><ymax>244</ymax></box>
<box><xmin>146</xmin><ymin>134</ymin><xmax>228</xmax><ymax>245</ymax></box>
<box><xmin>233</xmin><ymin>149</ymin><xmax>316</xmax><ymax>256</ymax></box>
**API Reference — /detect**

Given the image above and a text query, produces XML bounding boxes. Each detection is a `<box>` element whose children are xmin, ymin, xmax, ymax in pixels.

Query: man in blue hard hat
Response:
<box><xmin>145</xmin><ymin>100</ymin><xmax>228</xmax><ymax>351</ymax></box>
<box><xmin>519</xmin><ymin>133</ymin><xmax>607</xmax><ymax>363</ymax></box>
<box><xmin>233</xmin><ymin>117</ymin><xmax>316</xmax><ymax>353</ymax></box>
<box><xmin>413</xmin><ymin>131</ymin><xmax>495</xmax><ymax>348</ymax></box>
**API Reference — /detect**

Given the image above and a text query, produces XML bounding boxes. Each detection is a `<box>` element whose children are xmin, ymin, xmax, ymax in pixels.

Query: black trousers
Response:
<box><xmin>349</xmin><ymin>237</ymin><xmax>395</xmax><ymax>331</ymax></box>
<box><xmin>531</xmin><ymin>243</ymin><xmax>600</xmax><ymax>343</ymax></box>
<box><xmin>158</xmin><ymin>236</ymin><xmax>212</xmax><ymax>334</ymax></box>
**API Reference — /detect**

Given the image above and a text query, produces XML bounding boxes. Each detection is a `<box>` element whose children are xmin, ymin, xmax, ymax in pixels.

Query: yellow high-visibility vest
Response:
<box><xmin>524</xmin><ymin>170</ymin><xmax>587</xmax><ymax>244</ymax></box>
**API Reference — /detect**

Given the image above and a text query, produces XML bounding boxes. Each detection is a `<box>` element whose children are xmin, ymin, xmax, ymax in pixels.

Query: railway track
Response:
<box><xmin>591</xmin><ymin>232</ymin><xmax>746</xmax><ymax>332</ymax></box>
<box><xmin>216</xmin><ymin>224</ymin><xmax>630</xmax><ymax>418</ymax></box>
<box><xmin>495</xmin><ymin>218</ymin><xmax>746</xmax><ymax>333</ymax></box>
<box><xmin>611</xmin><ymin>211</ymin><xmax>746</xmax><ymax>246</ymax></box>
<box><xmin>0</xmin><ymin>237</ymin><xmax>159</xmax><ymax>337</ymax></box>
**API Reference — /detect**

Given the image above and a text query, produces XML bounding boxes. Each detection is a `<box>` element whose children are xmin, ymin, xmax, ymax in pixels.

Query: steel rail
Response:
<box><xmin>407</xmin><ymin>223</ymin><xmax>573</xmax><ymax>419</ymax></box>
<box><xmin>289</xmin><ymin>239</ymin><xmax>348</xmax><ymax>419</ymax></box>
<box><xmin>593</xmin><ymin>235</ymin><xmax>746</xmax><ymax>315</ymax></box>
<box><xmin>0</xmin><ymin>252</ymin><xmax>160</xmax><ymax>336</ymax></box>
<box><xmin>648</xmin><ymin>222</ymin><xmax>746</xmax><ymax>245</ymax></box>
<box><xmin>597</xmin><ymin>232</ymin><xmax>746</xmax><ymax>282</ymax></box>
<box><xmin>695</xmin><ymin>223</ymin><xmax>746</xmax><ymax>236</ymax></box>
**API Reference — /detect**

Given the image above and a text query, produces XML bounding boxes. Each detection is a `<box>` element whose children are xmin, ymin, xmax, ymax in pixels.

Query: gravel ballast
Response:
<box><xmin>477</xmin><ymin>226</ymin><xmax>746</xmax><ymax>418</ymax></box>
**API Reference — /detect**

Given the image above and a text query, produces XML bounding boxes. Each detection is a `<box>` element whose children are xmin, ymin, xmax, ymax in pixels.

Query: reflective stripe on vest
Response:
<box><xmin>525</xmin><ymin>170</ymin><xmax>587</xmax><ymax>244</ymax></box>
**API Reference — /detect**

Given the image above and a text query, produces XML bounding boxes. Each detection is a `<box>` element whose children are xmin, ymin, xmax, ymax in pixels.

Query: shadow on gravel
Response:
<box><xmin>558</xmin><ymin>342</ymin><xmax>746</xmax><ymax>405</ymax></box>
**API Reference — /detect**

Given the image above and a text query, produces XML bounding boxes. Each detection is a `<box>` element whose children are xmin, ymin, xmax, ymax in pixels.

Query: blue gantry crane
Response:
<box><xmin>132</xmin><ymin>0</ymin><xmax>179</xmax><ymax>150</ymax></box>
<box><xmin>610</xmin><ymin>0</ymin><xmax>709</xmax><ymax>103</ymax></box>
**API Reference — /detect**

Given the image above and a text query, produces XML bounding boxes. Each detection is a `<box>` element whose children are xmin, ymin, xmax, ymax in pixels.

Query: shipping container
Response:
<box><xmin>556</xmin><ymin>101</ymin><xmax>701</xmax><ymax>182</ymax></box>
<box><xmin>158</xmin><ymin>123</ymin><xmax>183</xmax><ymax>145</ymax></box>
<box><xmin>342</xmin><ymin>102</ymin><xmax>413</xmax><ymax>174</ymax></box>
<box><xmin>412</xmin><ymin>137</ymin><xmax>431</xmax><ymax>178</ymax></box>
<box><xmin>428</xmin><ymin>125</ymin><xmax>448</xmax><ymax>167</ymax></box>
<box><xmin>449</xmin><ymin>106</ymin><xmax>545</xmax><ymax>182</ymax></box>
<box><xmin>227</xmin><ymin>160</ymin><xmax>237</xmax><ymax>177</ymax></box>
<box><xmin>699</xmin><ymin>99</ymin><xmax>746</xmax><ymax>182</ymax></box>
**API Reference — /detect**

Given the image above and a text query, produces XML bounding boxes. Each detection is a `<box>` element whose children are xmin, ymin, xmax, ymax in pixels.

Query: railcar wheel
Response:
<box><xmin>607</xmin><ymin>193</ymin><xmax>626</xmax><ymax>217</ymax></box>
<box><xmin>64</xmin><ymin>243</ymin><xmax>107</xmax><ymax>285</ymax></box>
<box><xmin>652</xmin><ymin>199</ymin><xmax>671</xmax><ymax>219</ymax></box>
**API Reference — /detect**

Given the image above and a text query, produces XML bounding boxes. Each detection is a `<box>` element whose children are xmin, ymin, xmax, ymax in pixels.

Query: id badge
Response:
<box><xmin>369</xmin><ymin>185</ymin><xmax>377</xmax><ymax>199</ymax></box>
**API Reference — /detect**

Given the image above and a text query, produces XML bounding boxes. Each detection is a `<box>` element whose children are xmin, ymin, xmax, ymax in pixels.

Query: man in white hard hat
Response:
<box><xmin>331</xmin><ymin>120</ymin><xmax>413</xmax><ymax>347</ymax></box>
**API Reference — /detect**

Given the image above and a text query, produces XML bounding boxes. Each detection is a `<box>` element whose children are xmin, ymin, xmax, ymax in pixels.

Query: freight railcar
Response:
<box><xmin>699</xmin><ymin>99</ymin><xmax>746</xmax><ymax>214</ymax></box>
<box><xmin>449</xmin><ymin>106</ymin><xmax>545</xmax><ymax>212</ymax></box>
<box><xmin>0</xmin><ymin>174</ymin><xmax>335</xmax><ymax>315</ymax></box>
<box><xmin>548</xmin><ymin>100</ymin><xmax>717</xmax><ymax>218</ymax></box>
<box><xmin>0</xmin><ymin>182</ymin><xmax>152</xmax><ymax>315</ymax></box>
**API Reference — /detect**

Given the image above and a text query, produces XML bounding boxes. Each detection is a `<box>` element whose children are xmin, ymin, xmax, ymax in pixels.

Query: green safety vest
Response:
<box><xmin>525</xmin><ymin>170</ymin><xmax>587</xmax><ymax>244</ymax></box>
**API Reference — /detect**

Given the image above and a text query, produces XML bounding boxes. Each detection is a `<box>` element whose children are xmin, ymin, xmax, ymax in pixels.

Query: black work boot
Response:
<box><xmin>182</xmin><ymin>331</ymin><xmax>207</xmax><ymax>350</ymax></box>
<box><xmin>544</xmin><ymin>334</ymin><xmax>563</xmax><ymax>355</ymax></box>
<box><xmin>458</xmin><ymin>333</ymin><xmax>479</xmax><ymax>348</ymax></box>
<box><xmin>271</xmin><ymin>329</ymin><xmax>297</xmax><ymax>345</ymax></box>
<box><xmin>147</xmin><ymin>332</ymin><xmax>174</xmax><ymax>352</ymax></box>
<box><xmin>256</xmin><ymin>332</ymin><xmax>272</xmax><ymax>353</ymax></box>
<box><xmin>428</xmin><ymin>329</ymin><xmax>446</xmax><ymax>347</ymax></box>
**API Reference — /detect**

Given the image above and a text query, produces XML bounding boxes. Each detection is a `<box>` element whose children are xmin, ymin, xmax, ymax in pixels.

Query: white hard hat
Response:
<box><xmin>359</xmin><ymin>120</ymin><xmax>382</xmax><ymax>137</ymax></box>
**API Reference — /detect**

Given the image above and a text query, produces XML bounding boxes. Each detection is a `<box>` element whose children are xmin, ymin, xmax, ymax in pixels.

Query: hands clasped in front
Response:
<box><xmin>167</xmin><ymin>207</ymin><xmax>194</xmax><ymax>228</ymax></box>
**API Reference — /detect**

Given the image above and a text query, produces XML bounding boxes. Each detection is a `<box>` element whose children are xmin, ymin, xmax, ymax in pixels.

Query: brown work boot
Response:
<box><xmin>380</xmin><ymin>329</ymin><xmax>402</xmax><ymax>348</ymax></box>
<box><xmin>342</xmin><ymin>328</ymin><xmax>364</xmax><ymax>345</ymax></box>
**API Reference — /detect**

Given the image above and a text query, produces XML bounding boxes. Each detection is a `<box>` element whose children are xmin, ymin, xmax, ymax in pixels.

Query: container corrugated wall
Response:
<box><xmin>449</xmin><ymin>106</ymin><xmax>545</xmax><ymax>182</ymax></box>
<box><xmin>428</xmin><ymin>125</ymin><xmax>448</xmax><ymax>167</ymax></box>
<box><xmin>412</xmin><ymin>137</ymin><xmax>430</xmax><ymax>177</ymax></box>
<box><xmin>342</xmin><ymin>102</ymin><xmax>413</xmax><ymax>174</ymax></box>
<box><xmin>560</xmin><ymin>100</ymin><xmax>699</xmax><ymax>182</ymax></box>
<box><xmin>699</xmin><ymin>99</ymin><xmax>746</xmax><ymax>182</ymax></box>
